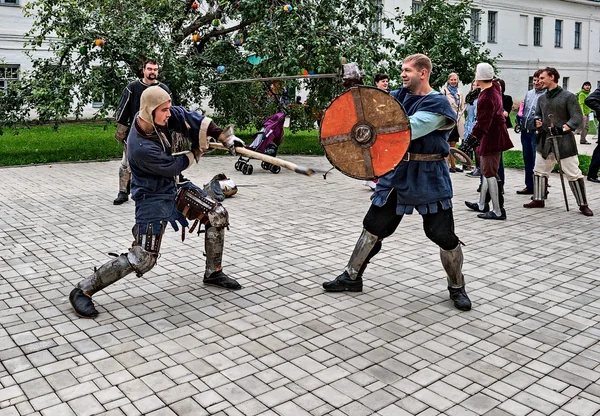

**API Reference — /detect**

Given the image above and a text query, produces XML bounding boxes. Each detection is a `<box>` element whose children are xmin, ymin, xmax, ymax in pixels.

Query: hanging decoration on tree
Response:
<box><xmin>283</xmin><ymin>4</ymin><xmax>293</xmax><ymax>12</ymax></box>
<box><xmin>340</xmin><ymin>56</ymin><xmax>348</xmax><ymax>65</ymax></box>
<box><xmin>79</xmin><ymin>45</ymin><xmax>88</xmax><ymax>54</ymax></box>
<box><xmin>234</xmin><ymin>36</ymin><xmax>243</xmax><ymax>46</ymax></box>
<box><xmin>94</xmin><ymin>39</ymin><xmax>105</xmax><ymax>47</ymax></box>
<box><xmin>216</xmin><ymin>65</ymin><xmax>226</xmax><ymax>73</ymax></box>
<box><xmin>212</xmin><ymin>18</ymin><xmax>221</xmax><ymax>26</ymax></box>
<box><xmin>302</xmin><ymin>69</ymin><xmax>309</xmax><ymax>76</ymax></box>
<box><xmin>192</xmin><ymin>34</ymin><xmax>201</xmax><ymax>42</ymax></box>
<box><xmin>191</xmin><ymin>2</ymin><xmax>198</xmax><ymax>9</ymax></box>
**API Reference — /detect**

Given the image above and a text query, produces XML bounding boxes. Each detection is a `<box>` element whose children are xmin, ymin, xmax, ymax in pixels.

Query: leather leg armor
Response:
<box><xmin>440</xmin><ymin>243</ymin><xmax>465</xmax><ymax>288</ymax></box>
<box><xmin>533</xmin><ymin>174</ymin><xmax>548</xmax><ymax>201</ymax></box>
<box><xmin>77</xmin><ymin>224</ymin><xmax>163</xmax><ymax>296</ymax></box>
<box><xmin>204</xmin><ymin>225</ymin><xmax>226</xmax><ymax>278</ymax></box>
<box><xmin>345</xmin><ymin>228</ymin><xmax>382</xmax><ymax>280</ymax></box>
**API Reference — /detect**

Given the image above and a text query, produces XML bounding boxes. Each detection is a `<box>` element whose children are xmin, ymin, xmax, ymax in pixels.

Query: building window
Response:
<box><xmin>0</xmin><ymin>0</ymin><xmax>19</xmax><ymax>4</ymax></box>
<box><xmin>555</xmin><ymin>20</ymin><xmax>563</xmax><ymax>48</ymax></box>
<box><xmin>574</xmin><ymin>22</ymin><xmax>581</xmax><ymax>49</ymax></box>
<box><xmin>372</xmin><ymin>0</ymin><xmax>383</xmax><ymax>34</ymax></box>
<box><xmin>534</xmin><ymin>17</ymin><xmax>542</xmax><ymax>46</ymax></box>
<box><xmin>562</xmin><ymin>77</ymin><xmax>569</xmax><ymax>90</ymax></box>
<box><xmin>488</xmin><ymin>11</ymin><xmax>497</xmax><ymax>43</ymax></box>
<box><xmin>412</xmin><ymin>1</ymin><xmax>422</xmax><ymax>14</ymax></box>
<box><xmin>0</xmin><ymin>65</ymin><xmax>19</xmax><ymax>90</ymax></box>
<box><xmin>519</xmin><ymin>15</ymin><xmax>528</xmax><ymax>45</ymax></box>
<box><xmin>528</xmin><ymin>77</ymin><xmax>534</xmax><ymax>91</ymax></box>
<box><xmin>470</xmin><ymin>9</ymin><xmax>481</xmax><ymax>42</ymax></box>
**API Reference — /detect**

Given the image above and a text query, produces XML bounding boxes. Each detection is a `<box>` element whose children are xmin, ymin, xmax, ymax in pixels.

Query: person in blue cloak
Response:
<box><xmin>70</xmin><ymin>86</ymin><xmax>245</xmax><ymax>318</ymax></box>
<box><xmin>322</xmin><ymin>54</ymin><xmax>472</xmax><ymax>311</ymax></box>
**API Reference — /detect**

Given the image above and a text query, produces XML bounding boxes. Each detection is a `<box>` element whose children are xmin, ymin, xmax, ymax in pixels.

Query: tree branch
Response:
<box><xmin>194</xmin><ymin>18</ymin><xmax>260</xmax><ymax>54</ymax></box>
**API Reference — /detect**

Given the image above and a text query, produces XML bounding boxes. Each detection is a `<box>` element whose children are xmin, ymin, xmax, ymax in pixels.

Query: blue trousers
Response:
<box><xmin>521</xmin><ymin>131</ymin><xmax>537</xmax><ymax>190</ymax></box>
<box><xmin>589</xmin><ymin>142</ymin><xmax>600</xmax><ymax>179</ymax></box>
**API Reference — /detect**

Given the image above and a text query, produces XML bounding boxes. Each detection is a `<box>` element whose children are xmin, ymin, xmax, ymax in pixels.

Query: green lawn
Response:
<box><xmin>0</xmin><ymin>124</ymin><xmax>323</xmax><ymax>166</ymax></box>
<box><xmin>0</xmin><ymin>122</ymin><xmax>593</xmax><ymax>175</ymax></box>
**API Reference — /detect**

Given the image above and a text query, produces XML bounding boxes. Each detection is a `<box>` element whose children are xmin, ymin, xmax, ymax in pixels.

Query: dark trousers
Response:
<box><xmin>589</xmin><ymin>142</ymin><xmax>600</xmax><ymax>179</ymax></box>
<box><xmin>521</xmin><ymin>131</ymin><xmax>537</xmax><ymax>190</ymax></box>
<box><xmin>363</xmin><ymin>190</ymin><xmax>459</xmax><ymax>251</ymax></box>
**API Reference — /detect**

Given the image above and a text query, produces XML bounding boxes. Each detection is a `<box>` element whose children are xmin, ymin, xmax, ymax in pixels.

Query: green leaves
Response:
<box><xmin>1</xmin><ymin>0</ymin><xmax>496</xmax><ymax>131</ymax></box>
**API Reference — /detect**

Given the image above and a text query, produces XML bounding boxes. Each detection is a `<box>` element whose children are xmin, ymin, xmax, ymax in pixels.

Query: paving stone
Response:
<box><xmin>2</xmin><ymin>159</ymin><xmax>600</xmax><ymax>415</ymax></box>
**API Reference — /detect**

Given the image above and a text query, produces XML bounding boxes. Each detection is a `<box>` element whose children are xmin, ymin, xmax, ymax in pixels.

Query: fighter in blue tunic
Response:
<box><xmin>70</xmin><ymin>86</ymin><xmax>245</xmax><ymax>318</ymax></box>
<box><xmin>322</xmin><ymin>54</ymin><xmax>472</xmax><ymax>311</ymax></box>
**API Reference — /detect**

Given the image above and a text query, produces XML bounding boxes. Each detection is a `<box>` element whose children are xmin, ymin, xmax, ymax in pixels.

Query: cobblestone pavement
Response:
<box><xmin>1</xmin><ymin>154</ymin><xmax>599</xmax><ymax>416</ymax></box>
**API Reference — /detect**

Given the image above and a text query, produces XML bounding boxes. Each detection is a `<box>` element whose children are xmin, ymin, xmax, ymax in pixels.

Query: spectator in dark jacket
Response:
<box><xmin>585</xmin><ymin>87</ymin><xmax>600</xmax><ymax>183</ymax></box>
<box><xmin>464</xmin><ymin>64</ymin><xmax>514</xmax><ymax>220</ymax></box>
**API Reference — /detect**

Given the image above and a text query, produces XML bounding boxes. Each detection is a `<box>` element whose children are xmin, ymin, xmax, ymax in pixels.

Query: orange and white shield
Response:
<box><xmin>319</xmin><ymin>86</ymin><xmax>411</xmax><ymax>180</ymax></box>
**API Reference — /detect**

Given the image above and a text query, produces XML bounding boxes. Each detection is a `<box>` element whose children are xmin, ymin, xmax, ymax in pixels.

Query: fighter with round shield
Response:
<box><xmin>69</xmin><ymin>86</ymin><xmax>245</xmax><ymax>318</ymax></box>
<box><xmin>320</xmin><ymin>54</ymin><xmax>471</xmax><ymax>311</ymax></box>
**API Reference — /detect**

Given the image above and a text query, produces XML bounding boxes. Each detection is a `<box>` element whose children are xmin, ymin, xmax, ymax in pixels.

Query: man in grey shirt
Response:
<box><xmin>523</xmin><ymin>67</ymin><xmax>593</xmax><ymax>216</ymax></box>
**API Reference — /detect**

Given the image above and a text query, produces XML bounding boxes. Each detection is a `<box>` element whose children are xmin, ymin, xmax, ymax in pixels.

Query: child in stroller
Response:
<box><xmin>234</xmin><ymin>112</ymin><xmax>286</xmax><ymax>175</ymax></box>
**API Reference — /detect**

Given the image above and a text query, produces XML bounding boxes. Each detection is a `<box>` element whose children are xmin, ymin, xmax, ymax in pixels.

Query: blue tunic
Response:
<box><xmin>372</xmin><ymin>88</ymin><xmax>457</xmax><ymax>215</ymax></box>
<box><xmin>127</xmin><ymin>106</ymin><xmax>207</xmax><ymax>233</ymax></box>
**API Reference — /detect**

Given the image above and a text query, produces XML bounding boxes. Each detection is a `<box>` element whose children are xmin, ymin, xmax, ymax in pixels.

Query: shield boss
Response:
<box><xmin>319</xmin><ymin>86</ymin><xmax>411</xmax><ymax>180</ymax></box>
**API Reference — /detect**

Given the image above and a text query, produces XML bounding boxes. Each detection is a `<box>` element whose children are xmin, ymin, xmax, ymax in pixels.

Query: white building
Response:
<box><xmin>1</xmin><ymin>0</ymin><xmax>599</xmax><ymax>117</ymax></box>
<box><xmin>387</xmin><ymin>0</ymin><xmax>600</xmax><ymax>100</ymax></box>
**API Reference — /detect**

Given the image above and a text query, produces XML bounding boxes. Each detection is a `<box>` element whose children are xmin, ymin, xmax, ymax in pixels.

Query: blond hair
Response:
<box><xmin>403</xmin><ymin>54</ymin><xmax>432</xmax><ymax>74</ymax></box>
<box><xmin>447</xmin><ymin>72</ymin><xmax>459</xmax><ymax>81</ymax></box>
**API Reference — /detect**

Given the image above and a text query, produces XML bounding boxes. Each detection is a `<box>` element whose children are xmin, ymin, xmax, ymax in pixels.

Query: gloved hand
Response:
<box><xmin>458</xmin><ymin>133</ymin><xmax>480</xmax><ymax>155</ymax></box>
<box><xmin>191</xmin><ymin>147</ymin><xmax>203</xmax><ymax>162</ymax></box>
<box><xmin>222</xmin><ymin>135</ymin><xmax>245</xmax><ymax>156</ymax></box>
<box><xmin>168</xmin><ymin>210</ymin><xmax>189</xmax><ymax>232</ymax></box>
<box><xmin>549</xmin><ymin>126</ymin><xmax>564</xmax><ymax>136</ymax></box>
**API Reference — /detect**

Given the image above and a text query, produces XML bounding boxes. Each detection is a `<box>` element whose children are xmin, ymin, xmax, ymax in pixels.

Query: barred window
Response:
<box><xmin>470</xmin><ymin>9</ymin><xmax>481</xmax><ymax>42</ymax></box>
<box><xmin>0</xmin><ymin>65</ymin><xmax>19</xmax><ymax>90</ymax></box>
<box><xmin>487</xmin><ymin>11</ymin><xmax>497</xmax><ymax>43</ymax></box>
<box><xmin>533</xmin><ymin>17</ymin><xmax>542</xmax><ymax>46</ymax></box>
<box><xmin>574</xmin><ymin>22</ymin><xmax>581</xmax><ymax>49</ymax></box>
<box><xmin>412</xmin><ymin>1</ymin><xmax>423</xmax><ymax>14</ymax></box>
<box><xmin>555</xmin><ymin>20</ymin><xmax>563</xmax><ymax>48</ymax></box>
<box><xmin>0</xmin><ymin>0</ymin><xmax>19</xmax><ymax>5</ymax></box>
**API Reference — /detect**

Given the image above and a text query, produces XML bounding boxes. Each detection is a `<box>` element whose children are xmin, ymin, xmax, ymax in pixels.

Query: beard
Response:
<box><xmin>146</xmin><ymin>73</ymin><xmax>157</xmax><ymax>81</ymax></box>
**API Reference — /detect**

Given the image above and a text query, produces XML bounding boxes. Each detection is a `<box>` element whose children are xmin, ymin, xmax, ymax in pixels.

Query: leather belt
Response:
<box><xmin>402</xmin><ymin>152</ymin><xmax>445</xmax><ymax>161</ymax></box>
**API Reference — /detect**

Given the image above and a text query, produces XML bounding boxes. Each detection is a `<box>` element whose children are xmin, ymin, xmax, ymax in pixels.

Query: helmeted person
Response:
<box><xmin>322</xmin><ymin>53</ymin><xmax>472</xmax><ymax>311</ymax></box>
<box><xmin>523</xmin><ymin>67</ymin><xmax>593</xmax><ymax>216</ymax></box>
<box><xmin>113</xmin><ymin>59</ymin><xmax>173</xmax><ymax>205</ymax></box>
<box><xmin>70</xmin><ymin>86</ymin><xmax>245</xmax><ymax>318</ymax></box>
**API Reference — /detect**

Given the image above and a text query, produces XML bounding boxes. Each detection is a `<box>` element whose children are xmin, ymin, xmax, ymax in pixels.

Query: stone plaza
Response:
<box><xmin>1</xmin><ymin>145</ymin><xmax>600</xmax><ymax>415</ymax></box>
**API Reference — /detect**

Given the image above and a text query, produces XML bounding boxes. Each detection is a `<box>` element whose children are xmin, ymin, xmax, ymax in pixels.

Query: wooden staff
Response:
<box><xmin>208</xmin><ymin>142</ymin><xmax>318</xmax><ymax>176</ymax></box>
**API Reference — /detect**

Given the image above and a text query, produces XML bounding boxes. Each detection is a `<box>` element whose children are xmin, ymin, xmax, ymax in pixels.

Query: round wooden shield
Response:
<box><xmin>319</xmin><ymin>86</ymin><xmax>411</xmax><ymax>180</ymax></box>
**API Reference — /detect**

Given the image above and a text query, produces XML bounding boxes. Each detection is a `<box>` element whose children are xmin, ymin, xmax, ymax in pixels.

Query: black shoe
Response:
<box><xmin>449</xmin><ymin>168</ymin><xmax>456</xmax><ymax>173</ymax></box>
<box><xmin>69</xmin><ymin>288</ymin><xmax>99</xmax><ymax>318</ymax></box>
<box><xmin>203</xmin><ymin>270</ymin><xmax>242</xmax><ymax>290</ymax></box>
<box><xmin>323</xmin><ymin>271</ymin><xmax>363</xmax><ymax>292</ymax></box>
<box><xmin>448</xmin><ymin>287</ymin><xmax>471</xmax><ymax>311</ymax></box>
<box><xmin>516</xmin><ymin>188</ymin><xmax>534</xmax><ymax>195</ymax></box>
<box><xmin>464</xmin><ymin>201</ymin><xmax>489</xmax><ymax>212</ymax></box>
<box><xmin>454</xmin><ymin>166</ymin><xmax>463</xmax><ymax>173</ymax></box>
<box><xmin>477</xmin><ymin>211</ymin><xmax>507</xmax><ymax>220</ymax></box>
<box><xmin>588</xmin><ymin>177</ymin><xmax>600</xmax><ymax>183</ymax></box>
<box><xmin>580</xmin><ymin>141</ymin><xmax>592</xmax><ymax>145</ymax></box>
<box><xmin>113</xmin><ymin>191</ymin><xmax>128</xmax><ymax>205</ymax></box>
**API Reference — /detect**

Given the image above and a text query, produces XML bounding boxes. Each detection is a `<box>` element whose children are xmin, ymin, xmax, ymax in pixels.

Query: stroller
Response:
<box><xmin>234</xmin><ymin>112</ymin><xmax>286</xmax><ymax>175</ymax></box>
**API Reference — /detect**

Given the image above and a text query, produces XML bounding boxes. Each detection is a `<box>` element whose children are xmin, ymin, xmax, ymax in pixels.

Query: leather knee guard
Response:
<box><xmin>440</xmin><ymin>243</ymin><xmax>465</xmax><ymax>288</ymax></box>
<box><xmin>118</xmin><ymin>165</ymin><xmax>131</xmax><ymax>193</ymax></box>
<box><xmin>533</xmin><ymin>175</ymin><xmax>547</xmax><ymax>201</ymax></box>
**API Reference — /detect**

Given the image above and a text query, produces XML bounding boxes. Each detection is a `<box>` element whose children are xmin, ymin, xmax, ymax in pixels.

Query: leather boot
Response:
<box><xmin>69</xmin><ymin>288</ymin><xmax>99</xmax><ymax>318</ymax></box>
<box><xmin>204</xmin><ymin>226</ymin><xmax>242</xmax><ymax>289</ymax></box>
<box><xmin>448</xmin><ymin>287</ymin><xmax>472</xmax><ymax>311</ymax></box>
<box><xmin>323</xmin><ymin>229</ymin><xmax>381</xmax><ymax>292</ymax></box>
<box><xmin>113</xmin><ymin>191</ymin><xmax>128</xmax><ymax>205</ymax></box>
